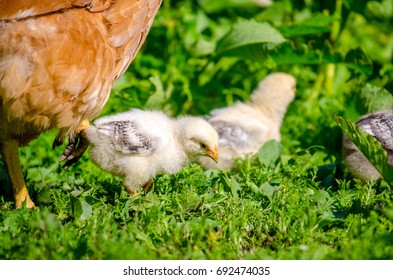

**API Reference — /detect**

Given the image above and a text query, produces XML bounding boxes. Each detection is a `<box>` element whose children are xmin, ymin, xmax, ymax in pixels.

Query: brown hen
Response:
<box><xmin>0</xmin><ymin>0</ymin><xmax>162</xmax><ymax>208</ymax></box>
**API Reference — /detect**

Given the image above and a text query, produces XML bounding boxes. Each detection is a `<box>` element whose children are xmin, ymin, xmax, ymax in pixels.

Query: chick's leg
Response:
<box><xmin>125</xmin><ymin>179</ymin><xmax>152</xmax><ymax>195</ymax></box>
<box><xmin>142</xmin><ymin>180</ymin><xmax>153</xmax><ymax>193</ymax></box>
<box><xmin>56</xmin><ymin>119</ymin><xmax>90</xmax><ymax>170</ymax></box>
<box><xmin>1</xmin><ymin>140</ymin><xmax>35</xmax><ymax>208</ymax></box>
<box><xmin>125</xmin><ymin>183</ymin><xmax>138</xmax><ymax>196</ymax></box>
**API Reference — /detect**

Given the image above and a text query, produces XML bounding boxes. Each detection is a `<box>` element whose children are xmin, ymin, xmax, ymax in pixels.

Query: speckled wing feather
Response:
<box><xmin>357</xmin><ymin>111</ymin><xmax>393</xmax><ymax>161</ymax></box>
<box><xmin>208</xmin><ymin>120</ymin><xmax>249</xmax><ymax>150</ymax></box>
<box><xmin>96</xmin><ymin>120</ymin><xmax>152</xmax><ymax>154</ymax></box>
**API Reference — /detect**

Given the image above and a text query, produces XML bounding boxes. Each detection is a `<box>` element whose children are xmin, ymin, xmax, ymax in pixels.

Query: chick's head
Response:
<box><xmin>176</xmin><ymin>116</ymin><xmax>219</xmax><ymax>163</ymax></box>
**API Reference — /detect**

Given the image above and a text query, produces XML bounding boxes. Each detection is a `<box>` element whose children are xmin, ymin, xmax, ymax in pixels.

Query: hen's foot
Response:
<box><xmin>1</xmin><ymin>140</ymin><xmax>35</xmax><ymax>208</ymax></box>
<box><xmin>15</xmin><ymin>186</ymin><xmax>35</xmax><ymax>209</ymax></box>
<box><xmin>56</xmin><ymin>120</ymin><xmax>91</xmax><ymax>170</ymax></box>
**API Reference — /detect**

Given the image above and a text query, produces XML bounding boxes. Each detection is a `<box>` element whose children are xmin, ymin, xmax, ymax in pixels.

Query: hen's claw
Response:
<box><xmin>58</xmin><ymin>119</ymin><xmax>91</xmax><ymax>170</ymax></box>
<box><xmin>52</xmin><ymin>137</ymin><xmax>63</xmax><ymax>150</ymax></box>
<box><xmin>59</xmin><ymin>134</ymin><xmax>90</xmax><ymax>170</ymax></box>
<box><xmin>58</xmin><ymin>140</ymin><xmax>76</xmax><ymax>162</ymax></box>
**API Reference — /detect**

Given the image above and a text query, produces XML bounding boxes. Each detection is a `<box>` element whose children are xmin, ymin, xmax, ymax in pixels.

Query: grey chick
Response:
<box><xmin>198</xmin><ymin>72</ymin><xmax>296</xmax><ymax>169</ymax></box>
<box><xmin>343</xmin><ymin>110</ymin><xmax>393</xmax><ymax>182</ymax></box>
<box><xmin>86</xmin><ymin>109</ymin><xmax>218</xmax><ymax>194</ymax></box>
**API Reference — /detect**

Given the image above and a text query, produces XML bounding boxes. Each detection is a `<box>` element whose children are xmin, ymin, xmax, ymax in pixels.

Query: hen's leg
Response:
<box><xmin>56</xmin><ymin>119</ymin><xmax>90</xmax><ymax>170</ymax></box>
<box><xmin>1</xmin><ymin>140</ymin><xmax>35</xmax><ymax>208</ymax></box>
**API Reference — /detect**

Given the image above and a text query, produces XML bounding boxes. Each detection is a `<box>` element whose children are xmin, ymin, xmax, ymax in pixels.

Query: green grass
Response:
<box><xmin>1</xmin><ymin>0</ymin><xmax>393</xmax><ymax>259</ymax></box>
<box><xmin>1</xmin><ymin>137</ymin><xmax>392</xmax><ymax>259</ymax></box>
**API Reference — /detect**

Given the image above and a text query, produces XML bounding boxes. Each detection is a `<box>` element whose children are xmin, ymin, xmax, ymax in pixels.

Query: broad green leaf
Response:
<box><xmin>145</xmin><ymin>75</ymin><xmax>173</xmax><ymax>111</ymax></box>
<box><xmin>269</xmin><ymin>43</ymin><xmax>341</xmax><ymax>66</ymax></box>
<box><xmin>215</xmin><ymin>21</ymin><xmax>286</xmax><ymax>63</ymax></box>
<box><xmin>71</xmin><ymin>197</ymin><xmax>93</xmax><ymax>221</ymax></box>
<box><xmin>198</xmin><ymin>0</ymin><xmax>262</xmax><ymax>13</ymax></box>
<box><xmin>344</xmin><ymin>48</ymin><xmax>373</xmax><ymax>77</ymax></box>
<box><xmin>258</xmin><ymin>140</ymin><xmax>283</xmax><ymax>167</ymax></box>
<box><xmin>383</xmin><ymin>205</ymin><xmax>393</xmax><ymax>220</ymax></box>
<box><xmin>312</xmin><ymin>189</ymin><xmax>331</xmax><ymax>204</ymax></box>
<box><xmin>307</xmin><ymin>150</ymin><xmax>328</xmax><ymax>169</ymax></box>
<box><xmin>366</xmin><ymin>0</ymin><xmax>393</xmax><ymax>19</ymax></box>
<box><xmin>279</xmin><ymin>13</ymin><xmax>337</xmax><ymax>38</ymax></box>
<box><xmin>219</xmin><ymin>173</ymin><xmax>241</xmax><ymax>199</ymax></box>
<box><xmin>343</xmin><ymin>0</ymin><xmax>368</xmax><ymax>14</ymax></box>
<box><xmin>249</xmin><ymin>182</ymin><xmax>262</xmax><ymax>194</ymax></box>
<box><xmin>260</xmin><ymin>182</ymin><xmax>276</xmax><ymax>198</ymax></box>
<box><xmin>318</xmin><ymin>212</ymin><xmax>342</xmax><ymax>228</ymax></box>
<box><xmin>269</xmin><ymin>44</ymin><xmax>372</xmax><ymax>76</ymax></box>
<box><xmin>255</xmin><ymin>1</ymin><xmax>293</xmax><ymax>24</ymax></box>
<box><xmin>316</xmin><ymin>164</ymin><xmax>336</xmax><ymax>188</ymax></box>
<box><xmin>230</xmin><ymin>177</ymin><xmax>241</xmax><ymax>199</ymax></box>
<box><xmin>43</xmin><ymin>214</ymin><xmax>61</xmax><ymax>231</ymax></box>
<box><xmin>356</xmin><ymin>83</ymin><xmax>393</xmax><ymax>114</ymax></box>
<box><xmin>334</xmin><ymin>115</ymin><xmax>393</xmax><ymax>186</ymax></box>
<box><xmin>135</xmin><ymin>232</ymin><xmax>149</xmax><ymax>242</ymax></box>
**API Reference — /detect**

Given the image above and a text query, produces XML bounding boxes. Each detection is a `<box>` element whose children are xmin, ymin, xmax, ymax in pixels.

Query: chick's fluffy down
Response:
<box><xmin>86</xmin><ymin>109</ymin><xmax>218</xmax><ymax>193</ymax></box>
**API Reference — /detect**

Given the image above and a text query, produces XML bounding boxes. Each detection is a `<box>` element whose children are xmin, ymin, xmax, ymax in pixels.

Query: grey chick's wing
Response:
<box><xmin>96</xmin><ymin>120</ymin><xmax>152</xmax><ymax>154</ymax></box>
<box><xmin>208</xmin><ymin>120</ymin><xmax>249</xmax><ymax>150</ymax></box>
<box><xmin>356</xmin><ymin>111</ymin><xmax>393</xmax><ymax>162</ymax></box>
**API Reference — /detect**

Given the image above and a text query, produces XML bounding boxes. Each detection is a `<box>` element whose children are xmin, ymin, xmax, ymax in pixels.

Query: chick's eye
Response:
<box><xmin>200</xmin><ymin>143</ymin><xmax>207</xmax><ymax>149</ymax></box>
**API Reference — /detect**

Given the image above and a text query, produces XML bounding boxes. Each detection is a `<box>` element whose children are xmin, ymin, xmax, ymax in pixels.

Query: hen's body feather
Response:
<box><xmin>0</xmin><ymin>0</ymin><xmax>162</xmax><ymax>207</ymax></box>
<box><xmin>0</xmin><ymin>0</ymin><xmax>161</xmax><ymax>141</ymax></box>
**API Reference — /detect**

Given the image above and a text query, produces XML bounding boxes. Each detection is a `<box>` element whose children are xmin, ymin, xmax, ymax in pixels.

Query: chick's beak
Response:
<box><xmin>206</xmin><ymin>145</ymin><xmax>219</xmax><ymax>163</ymax></box>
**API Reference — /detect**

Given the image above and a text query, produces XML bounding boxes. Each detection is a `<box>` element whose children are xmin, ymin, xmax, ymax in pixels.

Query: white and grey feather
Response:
<box><xmin>96</xmin><ymin>120</ymin><xmax>152</xmax><ymax>154</ymax></box>
<box><xmin>356</xmin><ymin>111</ymin><xmax>393</xmax><ymax>154</ymax></box>
<box><xmin>199</xmin><ymin>72</ymin><xmax>296</xmax><ymax>169</ymax></box>
<box><xmin>343</xmin><ymin>110</ymin><xmax>393</xmax><ymax>182</ymax></box>
<box><xmin>209</xmin><ymin>120</ymin><xmax>250</xmax><ymax>150</ymax></box>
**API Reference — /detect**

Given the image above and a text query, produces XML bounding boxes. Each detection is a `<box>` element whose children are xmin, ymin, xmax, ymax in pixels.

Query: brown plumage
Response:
<box><xmin>0</xmin><ymin>0</ymin><xmax>162</xmax><ymax>208</ymax></box>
